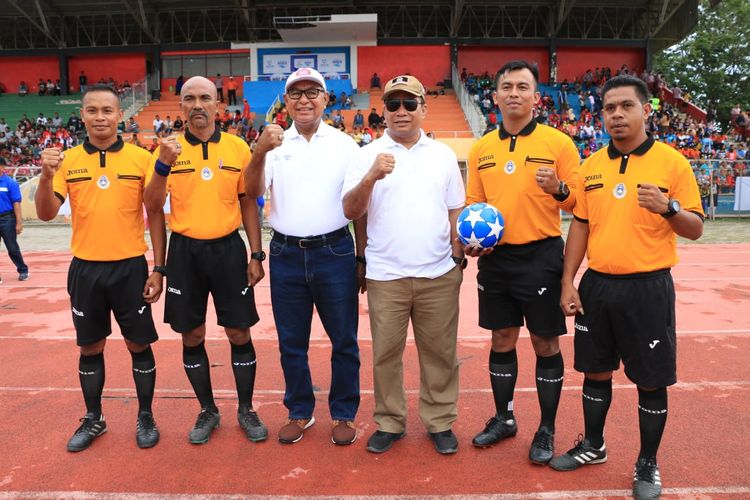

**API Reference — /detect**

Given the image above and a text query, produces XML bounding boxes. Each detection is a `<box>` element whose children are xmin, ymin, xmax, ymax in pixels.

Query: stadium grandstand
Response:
<box><xmin>0</xmin><ymin>0</ymin><xmax>747</xmax><ymax>216</ymax></box>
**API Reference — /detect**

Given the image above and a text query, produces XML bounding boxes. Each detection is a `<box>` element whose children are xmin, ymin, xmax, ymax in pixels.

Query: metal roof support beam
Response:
<box><xmin>122</xmin><ymin>0</ymin><xmax>158</xmax><ymax>43</ymax></box>
<box><xmin>450</xmin><ymin>0</ymin><xmax>465</xmax><ymax>38</ymax></box>
<box><xmin>651</xmin><ymin>0</ymin><xmax>688</xmax><ymax>36</ymax></box>
<box><xmin>552</xmin><ymin>0</ymin><xmax>576</xmax><ymax>36</ymax></box>
<box><xmin>7</xmin><ymin>0</ymin><xmax>62</xmax><ymax>47</ymax></box>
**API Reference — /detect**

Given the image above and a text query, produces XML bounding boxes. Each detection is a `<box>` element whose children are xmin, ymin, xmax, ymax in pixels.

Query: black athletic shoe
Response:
<box><xmin>67</xmin><ymin>413</ymin><xmax>107</xmax><ymax>452</ymax></box>
<box><xmin>366</xmin><ymin>430</ymin><xmax>405</xmax><ymax>453</ymax></box>
<box><xmin>633</xmin><ymin>457</ymin><xmax>662</xmax><ymax>500</ymax></box>
<box><xmin>529</xmin><ymin>426</ymin><xmax>554</xmax><ymax>464</ymax></box>
<box><xmin>472</xmin><ymin>416</ymin><xmax>518</xmax><ymax>447</ymax></box>
<box><xmin>549</xmin><ymin>434</ymin><xmax>607</xmax><ymax>471</ymax></box>
<box><xmin>429</xmin><ymin>430</ymin><xmax>458</xmax><ymax>455</ymax></box>
<box><xmin>136</xmin><ymin>411</ymin><xmax>160</xmax><ymax>449</ymax></box>
<box><xmin>189</xmin><ymin>408</ymin><xmax>220</xmax><ymax>444</ymax></box>
<box><xmin>238</xmin><ymin>408</ymin><xmax>268</xmax><ymax>442</ymax></box>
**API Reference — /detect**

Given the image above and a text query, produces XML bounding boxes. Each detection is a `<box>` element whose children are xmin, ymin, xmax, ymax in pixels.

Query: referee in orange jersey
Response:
<box><xmin>465</xmin><ymin>60</ymin><xmax>580</xmax><ymax>464</ymax></box>
<box><xmin>35</xmin><ymin>84</ymin><xmax>167</xmax><ymax>452</ymax></box>
<box><xmin>549</xmin><ymin>75</ymin><xmax>703</xmax><ymax>500</ymax></box>
<box><xmin>144</xmin><ymin>76</ymin><xmax>266</xmax><ymax>446</ymax></box>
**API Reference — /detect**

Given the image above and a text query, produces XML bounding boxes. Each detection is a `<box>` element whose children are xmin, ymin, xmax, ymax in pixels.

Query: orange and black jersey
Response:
<box><xmin>53</xmin><ymin>137</ymin><xmax>151</xmax><ymax>261</ymax></box>
<box><xmin>149</xmin><ymin>128</ymin><xmax>251</xmax><ymax>240</ymax></box>
<box><xmin>573</xmin><ymin>135</ymin><xmax>704</xmax><ymax>275</ymax></box>
<box><xmin>467</xmin><ymin>120</ymin><xmax>580</xmax><ymax>245</ymax></box>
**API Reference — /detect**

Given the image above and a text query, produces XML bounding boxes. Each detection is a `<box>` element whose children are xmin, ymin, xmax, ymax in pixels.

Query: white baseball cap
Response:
<box><xmin>285</xmin><ymin>67</ymin><xmax>327</xmax><ymax>93</ymax></box>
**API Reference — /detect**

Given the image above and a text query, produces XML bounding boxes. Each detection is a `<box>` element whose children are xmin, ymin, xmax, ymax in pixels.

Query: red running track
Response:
<box><xmin>0</xmin><ymin>244</ymin><xmax>749</xmax><ymax>498</ymax></box>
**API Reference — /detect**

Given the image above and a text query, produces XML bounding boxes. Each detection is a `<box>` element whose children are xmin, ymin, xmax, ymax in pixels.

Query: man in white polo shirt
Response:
<box><xmin>245</xmin><ymin>67</ymin><xmax>364</xmax><ymax>446</ymax></box>
<box><xmin>342</xmin><ymin>75</ymin><xmax>466</xmax><ymax>455</ymax></box>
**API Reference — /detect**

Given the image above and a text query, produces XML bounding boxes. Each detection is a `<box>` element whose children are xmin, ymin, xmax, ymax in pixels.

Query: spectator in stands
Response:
<box><xmin>175</xmin><ymin>75</ymin><xmax>184</xmax><ymax>96</ymax></box>
<box><xmin>50</xmin><ymin>113</ymin><xmax>63</xmax><ymax>131</ymax></box>
<box><xmin>18</xmin><ymin>81</ymin><xmax>28</xmax><ymax>97</ymax></box>
<box><xmin>125</xmin><ymin>117</ymin><xmax>139</xmax><ymax>133</ymax></box>
<box><xmin>163</xmin><ymin>115</ymin><xmax>174</xmax><ymax>135</ymax></box>
<box><xmin>36</xmin><ymin>113</ymin><xmax>48</xmax><ymax>127</ymax></box>
<box><xmin>242</xmin><ymin>99</ymin><xmax>252</xmax><ymax>124</ymax></box>
<box><xmin>371</xmin><ymin>73</ymin><xmax>381</xmax><ymax>89</ymax></box>
<box><xmin>38</xmin><ymin>79</ymin><xmax>46</xmax><ymax>96</ymax></box>
<box><xmin>352</xmin><ymin>109</ymin><xmax>364</xmax><ymax>130</ymax></box>
<box><xmin>173</xmin><ymin>115</ymin><xmax>184</xmax><ymax>132</ymax></box>
<box><xmin>214</xmin><ymin>74</ymin><xmax>224</xmax><ymax>103</ymax></box>
<box><xmin>128</xmin><ymin>133</ymin><xmax>143</xmax><ymax>148</ymax></box>
<box><xmin>53</xmin><ymin>80</ymin><xmax>62</xmax><ymax>96</ymax></box>
<box><xmin>333</xmin><ymin>110</ymin><xmax>344</xmax><ymax>128</ymax></box>
<box><xmin>148</xmin><ymin>137</ymin><xmax>159</xmax><ymax>153</ymax></box>
<box><xmin>339</xmin><ymin>92</ymin><xmax>349</xmax><ymax>109</ymax></box>
<box><xmin>368</xmin><ymin>108</ymin><xmax>381</xmax><ymax>131</ymax></box>
<box><xmin>79</xmin><ymin>71</ymin><xmax>88</xmax><ymax>93</ymax></box>
<box><xmin>152</xmin><ymin>115</ymin><xmax>165</xmax><ymax>138</ymax></box>
<box><xmin>67</xmin><ymin>112</ymin><xmax>82</xmax><ymax>134</ymax></box>
<box><xmin>328</xmin><ymin>91</ymin><xmax>337</xmax><ymax>109</ymax></box>
<box><xmin>227</xmin><ymin>77</ymin><xmax>239</xmax><ymax>106</ymax></box>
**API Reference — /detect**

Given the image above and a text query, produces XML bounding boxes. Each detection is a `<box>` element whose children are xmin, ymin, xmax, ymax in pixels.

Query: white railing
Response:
<box><xmin>265</xmin><ymin>95</ymin><xmax>282</xmax><ymax>125</ymax></box>
<box><xmin>121</xmin><ymin>78</ymin><xmax>149</xmax><ymax>121</ymax></box>
<box><xmin>452</xmin><ymin>65</ymin><xmax>486</xmax><ymax>138</ymax></box>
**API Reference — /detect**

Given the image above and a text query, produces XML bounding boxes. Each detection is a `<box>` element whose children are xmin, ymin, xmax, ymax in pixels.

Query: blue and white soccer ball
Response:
<box><xmin>457</xmin><ymin>202</ymin><xmax>504</xmax><ymax>248</ymax></box>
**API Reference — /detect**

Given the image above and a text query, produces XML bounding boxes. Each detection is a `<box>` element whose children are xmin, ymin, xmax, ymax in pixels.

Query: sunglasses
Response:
<box><xmin>287</xmin><ymin>88</ymin><xmax>324</xmax><ymax>100</ymax></box>
<box><xmin>385</xmin><ymin>98</ymin><xmax>421</xmax><ymax>112</ymax></box>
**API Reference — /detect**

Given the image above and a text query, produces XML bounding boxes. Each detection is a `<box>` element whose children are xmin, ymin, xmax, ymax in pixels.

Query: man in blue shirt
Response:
<box><xmin>0</xmin><ymin>157</ymin><xmax>29</xmax><ymax>283</ymax></box>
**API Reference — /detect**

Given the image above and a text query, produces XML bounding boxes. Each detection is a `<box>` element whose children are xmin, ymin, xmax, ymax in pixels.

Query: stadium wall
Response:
<box><xmin>0</xmin><ymin>56</ymin><xmax>59</xmax><ymax>94</ymax></box>
<box><xmin>555</xmin><ymin>47</ymin><xmax>644</xmax><ymax>82</ymax></box>
<box><xmin>67</xmin><ymin>53</ymin><xmax>146</xmax><ymax>92</ymax></box>
<box><xmin>357</xmin><ymin>45</ymin><xmax>450</xmax><ymax>90</ymax></box>
<box><xmin>457</xmin><ymin>46</ymin><xmax>549</xmax><ymax>82</ymax></box>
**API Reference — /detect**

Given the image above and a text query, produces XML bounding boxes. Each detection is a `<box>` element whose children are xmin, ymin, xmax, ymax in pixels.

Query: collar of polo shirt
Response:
<box><xmin>286</xmin><ymin>121</ymin><xmax>336</xmax><ymax>140</ymax></box>
<box><xmin>499</xmin><ymin>119</ymin><xmax>537</xmax><ymax>139</ymax></box>
<box><xmin>82</xmin><ymin>136</ymin><xmax>124</xmax><ymax>154</ymax></box>
<box><xmin>607</xmin><ymin>133</ymin><xmax>655</xmax><ymax>159</ymax></box>
<box><xmin>382</xmin><ymin>128</ymin><xmax>429</xmax><ymax>148</ymax></box>
<box><xmin>184</xmin><ymin>127</ymin><xmax>221</xmax><ymax>145</ymax></box>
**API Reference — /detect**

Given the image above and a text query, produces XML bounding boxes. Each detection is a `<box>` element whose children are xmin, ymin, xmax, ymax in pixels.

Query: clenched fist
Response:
<box><xmin>158</xmin><ymin>134</ymin><xmax>182</xmax><ymax>166</ymax></box>
<box><xmin>255</xmin><ymin>124</ymin><xmax>285</xmax><ymax>155</ymax></box>
<box><xmin>366</xmin><ymin>153</ymin><xmax>396</xmax><ymax>183</ymax></box>
<box><xmin>40</xmin><ymin>148</ymin><xmax>65</xmax><ymax>180</ymax></box>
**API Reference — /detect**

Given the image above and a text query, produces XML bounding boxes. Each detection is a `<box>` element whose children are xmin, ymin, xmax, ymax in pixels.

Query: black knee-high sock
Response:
<box><xmin>230</xmin><ymin>340</ymin><xmax>257</xmax><ymax>410</ymax></box>
<box><xmin>535</xmin><ymin>352</ymin><xmax>564</xmax><ymax>431</ymax></box>
<box><xmin>79</xmin><ymin>352</ymin><xmax>105</xmax><ymax>418</ymax></box>
<box><xmin>638</xmin><ymin>387</ymin><xmax>668</xmax><ymax>460</ymax></box>
<box><xmin>183</xmin><ymin>342</ymin><xmax>216</xmax><ymax>412</ymax></box>
<box><xmin>489</xmin><ymin>349</ymin><xmax>517</xmax><ymax>421</ymax></box>
<box><xmin>582</xmin><ymin>377</ymin><xmax>612</xmax><ymax>448</ymax></box>
<box><xmin>130</xmin><ymin>346</ymin><xmax>156</xmax><ymax>414</ymax></box>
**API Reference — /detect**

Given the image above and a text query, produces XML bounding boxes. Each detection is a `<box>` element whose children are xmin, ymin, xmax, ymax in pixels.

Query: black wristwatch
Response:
<box><xmin>355</xmin><ymin>255</ymin><xmax>366</xmax><ymax>265</ymax></box>
<box><xmin>152</xmin><ymin>265</ymin><xmax>167</xmax><ymax>276</ymax></box>
<box><xmin>452</xmin><ymin>256</ymin><xmax>468</xmax><ymax>269</ymax></box>
<box><xmin>250</xmin><ymin>251</ymin><xmax>266</xmax><ymax>262</ymax></box>
<box><xmin>661</xmin><ymin>198</ymin><xmax>681</xmax><ymax>219</ymax></box>
<box><xmin>552</xmin><ymin>180</ymin><xmax>570</xmax><ymax>202</ymax></box>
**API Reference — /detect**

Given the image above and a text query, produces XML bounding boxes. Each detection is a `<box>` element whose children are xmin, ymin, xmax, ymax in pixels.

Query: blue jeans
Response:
<box><xmin>0</xmin><ymin>215</ymin><xmax>28</xmax><ymax>274</ymax></box>
<box><xmin>269</xmin><ymin>231</ymin><xmax>360</xmax><ymax>420</ymax></box>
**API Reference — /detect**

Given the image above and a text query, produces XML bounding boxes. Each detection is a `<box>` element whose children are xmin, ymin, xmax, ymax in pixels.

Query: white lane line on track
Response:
<box><xmin>1</xmin><ymin>380</ymin><xmax>748</xmax><ymax>397</ymax></box>
<box><xmin>3</xmin><ymin>329</ymin><xmax>750</xmax><ymax>342</ymax></box>
<box><xmin>1</xmin><ymin>486</ymin><xmax>749</xmax><ymax>499</ymax></box>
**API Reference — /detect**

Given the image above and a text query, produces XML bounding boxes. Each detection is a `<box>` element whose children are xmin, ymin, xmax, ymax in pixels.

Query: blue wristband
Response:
<box><xmin>154</xmin><ymin>159</ymin><xmax>172</xmax><ymax>177</ymax></box>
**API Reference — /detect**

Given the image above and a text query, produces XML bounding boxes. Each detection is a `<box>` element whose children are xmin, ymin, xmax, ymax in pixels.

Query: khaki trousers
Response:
<box><xmin>366</xmin><ymin>265</ymin><xmax>462</xmax><ymax>433</ymax></box>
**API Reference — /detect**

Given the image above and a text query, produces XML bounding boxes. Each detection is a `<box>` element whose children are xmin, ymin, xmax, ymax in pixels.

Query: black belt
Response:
<box><xmin>272</xmin><ymin>226</ymin><xmax>349</xmax><ymax>249</ymax></box>
<box><xmin>0</xmin><ymin>211</ymin><xmax>14</xmax><ymax>218</ymax></box>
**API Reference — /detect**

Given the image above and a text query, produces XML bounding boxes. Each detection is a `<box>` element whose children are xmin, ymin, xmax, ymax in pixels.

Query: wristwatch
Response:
<box><xmin>661</xmin><ymin>198</ymin><xmax>681</xmax><ymax>219</ymax></box>
<box><xmin>250</xmin><ymin>251</ymin><xmax>266</xmax><ymax>262</ymax></box>
<box><xmin>152</xmin><ymin>265</ymin><xmax>167</xmax><ymax>276</ymax></box>
<box><xmin>452</xmin><ymin>256</ymin><xmax>468</xmax><ymax>269</ymax></box>
<box><xmin>552</xmin><ymin>180</ymin><xmax>570</xmax><ymax>201</ymax></box>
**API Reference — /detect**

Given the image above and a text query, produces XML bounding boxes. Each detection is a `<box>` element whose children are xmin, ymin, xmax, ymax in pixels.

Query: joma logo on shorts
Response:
<box><xmin>167</xmin><ymin>287</ymin><xmax>182</xmax><ymax>295</ymax></box>
<box><xmin>574</xmin><ymin>323</ymin><xmax>588</xmax><ymax>332</ymax></box>
<box><xmin>72</xmin><ymin>307</ymin><xmax>84</xmax><ymax>317</ymax></box>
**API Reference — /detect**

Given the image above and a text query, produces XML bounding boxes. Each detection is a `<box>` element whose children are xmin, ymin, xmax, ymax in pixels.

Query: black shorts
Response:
<box><xmin>573</xmin><ymin>268</ymin><xmax>677</xmax><ymax>387</ymax></box>
<box><xmin>477</xmin><ymin>236</ymin><xmax>566</xmax><ymax>337</ymax></box>
<box><xmin>165</xmin><ymin>231</ymin><xmax>259</xmax><ymax>334</ymax></box>
<box><xmin>67</xmin><ymin>255</ymin><xmax>158</xmax><ymax>347</ymax></box>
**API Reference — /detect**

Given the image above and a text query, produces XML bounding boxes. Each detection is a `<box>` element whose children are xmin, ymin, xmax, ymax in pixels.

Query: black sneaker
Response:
<box><xmin>549</xmin><ymin>434</ymin><xmax>607</xmax><ymax>471</ymax></box>
<box><xmin>429</xmin><ymin>430</ymin><xmax>458</xmax><ymax>455</ymax></box>
<box><xmin>67</xmin><ymin>413</ymin><xmax>107</xmax><ymax>452</ymax></box>
<box><xmin>136</xmin><ymin>411</ymin><xmax>160</xmax><ymax>449</ymax></box>
<box><xmin>472</xmin><ymin>416</ymin><xmax>517</xmax><ymax>447</ymax></box>
<box><xmin>366</xmin><ymin>430</ymin><xmax>405</xmax><ymax>453</ymax></box>
<box><xmin>529</xmin><ymin>426</ymin><xmax>554</xmax><ymax>464</ymax></box>
<box><xmin>633</xmin><ymin>457</ymin><xmax>662</xmax><ymax>500</ymax></box>
<box><xmin>238</xmin><ymin>407</ymin><xmax>268</xmax><ymax>442</ymax></box>
<box><xmin>189</xmin><ymin>408</ymin><xmax>220</xmax><ymax>444</ymax></box>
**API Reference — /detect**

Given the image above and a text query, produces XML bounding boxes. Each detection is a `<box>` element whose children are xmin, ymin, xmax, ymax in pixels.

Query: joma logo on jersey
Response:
<box><xmin>68</xmin><ymin>168</ymin><xmax>88</xmax><ymax>175</ymax></box>
<box><xmin>478</xmin><ymin>155</ymin><xmax>494</xmax><ymax>163</ymax></box>
<box><xmin>585</xmin><ymin>173</ymin><xmax>603</xmax><ymax>182</ymax></box>
<box><xmin>174</xmin><ymin>160</ymin><xmax>191</xmax><ymax>167</ymax></box>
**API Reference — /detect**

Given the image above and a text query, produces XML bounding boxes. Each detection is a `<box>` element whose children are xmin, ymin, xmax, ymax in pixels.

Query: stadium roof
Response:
<box><xmin>0</xmin><ymin>0</ymin><xmax>704</xmax><ymax>53</ymax></box>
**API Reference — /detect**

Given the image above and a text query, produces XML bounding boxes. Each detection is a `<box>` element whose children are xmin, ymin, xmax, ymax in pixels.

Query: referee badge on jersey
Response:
<box><xmin>613</xmin><ymin>182</ymin><xmax>627</xmax><ymax>199</ymax></box>
<box><xmin>201</xmin><ymin>167</ymin><xmax>213</xmax><ymax>181</ymax></box>
<box><xmin>97</xmin><ymin>175</ymin><xmax>110</xmax><ymax>190</ymax></box>
<box><xmin>503</xmin><ymin>160</ymin><xmax>516</xmax><ymax>175</ymax></box>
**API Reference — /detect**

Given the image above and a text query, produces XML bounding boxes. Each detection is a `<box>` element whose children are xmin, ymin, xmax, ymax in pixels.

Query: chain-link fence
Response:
<box><xmin>690</xmin><ymin>159</ymin><xmax>750</xmax><ymax>219</ymax></box>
